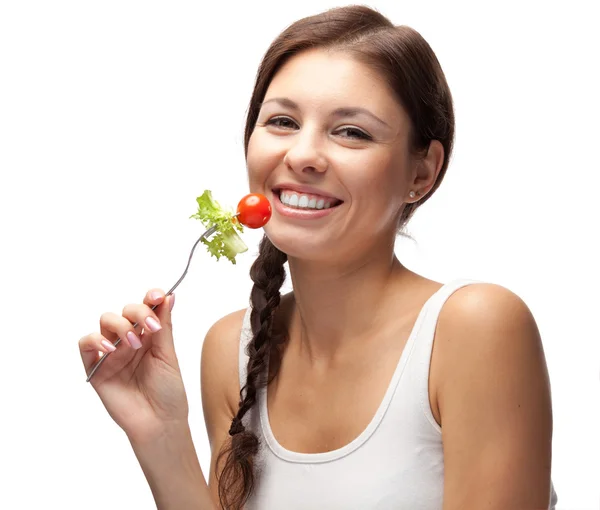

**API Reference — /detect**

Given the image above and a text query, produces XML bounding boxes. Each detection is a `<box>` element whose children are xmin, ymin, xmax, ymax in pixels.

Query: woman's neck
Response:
<box><xmin>285</xmin><ymin>250</ymin><xmax>411</xmax><ymax>365</ymax></box>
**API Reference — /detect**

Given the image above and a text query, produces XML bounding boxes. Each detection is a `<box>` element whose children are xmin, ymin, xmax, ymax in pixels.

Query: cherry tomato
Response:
<box><xmin>236</xmin><ymin>193</ymin><xmax>272</xmax><ymax>229</ymax></box>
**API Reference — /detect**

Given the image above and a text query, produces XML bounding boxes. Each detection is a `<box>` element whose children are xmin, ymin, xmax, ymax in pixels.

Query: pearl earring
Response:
<box><xmin>409</xmin><ymin>191</ymin><xmax>416</xmax><ymax>199</ymax></box>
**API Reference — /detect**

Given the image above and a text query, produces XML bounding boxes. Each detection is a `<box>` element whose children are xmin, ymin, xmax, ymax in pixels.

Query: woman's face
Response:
<box><xmin>247</xmin><ymin>49</ymin><xmax>416</xmax><ymax>263</ymax></box>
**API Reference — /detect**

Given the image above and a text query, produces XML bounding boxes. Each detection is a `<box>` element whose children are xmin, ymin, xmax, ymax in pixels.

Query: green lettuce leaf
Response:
<box><xmin>189</xmin><ymin>190</ymin><xmax>248</xmax><ymax>264</ymax></box>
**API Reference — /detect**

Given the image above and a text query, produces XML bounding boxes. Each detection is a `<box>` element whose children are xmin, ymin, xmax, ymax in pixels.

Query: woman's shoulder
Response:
<box><xmin>201</xmin><ymin>307</ymin><xmax>249</xmax><ymax>418</ymax></box>
<box><xmin>439</xmin><ymin>282</ymin><xmax>534</xmax><ymax>331</ymax></box>
<box><xmin>203</xmin><ymin>307</ymin><xmax>248</xmax><ymax>354</ymax></box>
<box><xmin>434</xmin><ymin>281</ymin><xmax>545</xmax><ymax>388</ymax></box>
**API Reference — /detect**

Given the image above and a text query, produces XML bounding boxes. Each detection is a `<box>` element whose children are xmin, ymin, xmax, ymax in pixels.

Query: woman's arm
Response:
<box><xmin>130</xmin><ymin>425</ymin><xmax>215</xmax><ymax>510</ymax></box>
<box><xmin>127</xmin><ymin>307</ymin><xmax>245</xmax><ymax>510</ymax></box>
<box><xmin>437</xmin><ymin>284</ymin><xmax>554</xmax><ymax>510</ymax></box>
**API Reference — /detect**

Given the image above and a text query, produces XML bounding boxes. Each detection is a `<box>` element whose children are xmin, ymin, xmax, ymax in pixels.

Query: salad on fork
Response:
<box><xmin>85</xmin><ymin>190</ymin><xmax>271</xmax><ymax>381</ymax></box>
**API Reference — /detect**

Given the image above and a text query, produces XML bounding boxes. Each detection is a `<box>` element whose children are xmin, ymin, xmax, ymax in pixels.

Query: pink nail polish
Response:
<box><xmin>145</xmin><ymin>316</ymin><xmax>162</xmax><ymax>332</ymax></box>
<box><xmin>101</xmin><ymin>340</ymin><xmax>117</xmax><ymax>352</ymax></box>
<box><xmin>126</xmin><ymin>331</ymin><xmax>142</xmax><ymax>349</ymax></box>
<box><xmin>169</xmin><ymin>294</ymin><xmax>175</xmax><ymax>312</ymax></box>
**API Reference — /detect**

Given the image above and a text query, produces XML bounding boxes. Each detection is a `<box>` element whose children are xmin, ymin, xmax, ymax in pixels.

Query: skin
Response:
<box><xmin>80</xmin><ymin>48</ymin><xmax>554</xmax><ymax>509</ymax></box>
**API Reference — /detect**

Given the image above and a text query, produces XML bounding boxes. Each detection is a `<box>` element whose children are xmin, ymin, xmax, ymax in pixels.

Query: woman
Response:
<box><xmin>79</xmin><ymin>6</ymin><xmax>558</xmax><ymax>509</ymax></box>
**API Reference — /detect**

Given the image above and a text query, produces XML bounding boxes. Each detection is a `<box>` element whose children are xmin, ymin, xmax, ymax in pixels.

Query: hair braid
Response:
<box><xmin>216</xmin><ymin>235</ymin><xmax>287</xmax><ymax>509</ymax></box>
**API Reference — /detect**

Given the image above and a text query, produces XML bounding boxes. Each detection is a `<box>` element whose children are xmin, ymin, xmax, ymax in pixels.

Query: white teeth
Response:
<box><xmin>280</xmin><ymin>191</ymin><xmax>337</xmax><ymax>210</ymax></box>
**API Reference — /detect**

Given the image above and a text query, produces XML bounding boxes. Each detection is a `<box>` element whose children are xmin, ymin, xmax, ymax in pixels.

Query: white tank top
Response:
<box><xmin>238</xmin><ymin>279</ymin><xmax>558</xmax><ymax>509</ymax></box>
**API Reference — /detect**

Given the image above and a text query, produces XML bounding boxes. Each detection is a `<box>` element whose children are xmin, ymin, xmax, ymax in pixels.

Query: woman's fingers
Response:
<box><xmin>99</xmin><ymin>311</ymin><xmax>144</xmax><ymax>350</ymax></box>
<box><xmin>143</xmin><ymin>288</ymin><xmax>167</xmax><ymax>309</ymax></box>
<box><xmin>97</xmin><ymin>299</ymin><xmax>167</xmax><ymax>351</ymax></box>
<box><xmin>79</xmin><ymin>288</ymin><xmax>176</xmax><ymax>377</ymax></box>
<box><xmin>122</xmin><ymin>302</ymin><xmax>163</xmax><ymax>338</ymax></box>
<box><xmin>79</xmin><ymin>332</ymin><xmax>117</xmax><ymax>371</ymax></box>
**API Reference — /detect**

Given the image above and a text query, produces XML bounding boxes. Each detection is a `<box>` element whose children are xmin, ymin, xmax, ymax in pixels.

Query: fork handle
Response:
<box><xmin>85</xmin><ymin>223</ymin><xmax>219</xmax><ymax>382</ymax></box>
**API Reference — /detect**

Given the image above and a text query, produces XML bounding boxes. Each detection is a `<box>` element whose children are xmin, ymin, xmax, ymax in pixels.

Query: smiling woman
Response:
<box><xmin>79</xmin><ymin>4</ymin><xmax>558</xmax><ymax>510</ymax></box>
<box><xmin>202</xmin><ymin>5</ymin><xmax>558</xmax><ymax>510</ymax></box>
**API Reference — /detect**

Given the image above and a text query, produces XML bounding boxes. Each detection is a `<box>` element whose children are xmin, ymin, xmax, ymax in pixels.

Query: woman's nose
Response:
<box><xmin>283</xmin><ymin>128</ymin><xmax>328</xmax><ymax>174</ymax></box>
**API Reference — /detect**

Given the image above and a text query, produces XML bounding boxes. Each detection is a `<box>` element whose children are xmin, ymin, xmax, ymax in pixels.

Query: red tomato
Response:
<box><xmin>236</xmin><ymin>193</ymin><xmax>272</xmax><ymax>229</ymax></box>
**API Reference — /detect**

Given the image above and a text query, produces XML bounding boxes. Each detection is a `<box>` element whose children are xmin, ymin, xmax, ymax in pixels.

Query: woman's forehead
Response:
<box><xmin>264</xmin><ymin>49</ymin><xmax>402</xmax><ymax>117</ymax></box>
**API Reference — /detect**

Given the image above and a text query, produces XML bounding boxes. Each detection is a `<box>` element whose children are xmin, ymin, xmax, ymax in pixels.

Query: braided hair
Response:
<box><xmin>215</xmin><ymin>236</ymin><xmax>287</xmax><ymax>509</ymax></box>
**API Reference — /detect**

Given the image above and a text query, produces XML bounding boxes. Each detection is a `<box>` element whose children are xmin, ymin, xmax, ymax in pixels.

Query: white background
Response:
<box><xmin>1</xmin><ymin>1</ymin><xmax>598</xmax><ymax>508</ymax></box>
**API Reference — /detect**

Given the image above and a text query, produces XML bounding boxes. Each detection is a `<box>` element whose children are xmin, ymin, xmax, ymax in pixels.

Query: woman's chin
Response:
<box><xmin>265</xmin><ymin>229</ymin><xmax>332</xmax><ymax>262</ymax></box>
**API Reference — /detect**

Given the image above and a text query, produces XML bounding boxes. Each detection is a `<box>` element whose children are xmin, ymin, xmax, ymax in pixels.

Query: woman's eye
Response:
<box><xmin>336</xmin><ymin>127</ymin><xmax>372</xmax><ymax>140</ymax></box>
<box><xmin>266</xmin><ymin>116</ymin><xmax>298</xmax><ymax>130</ymax></box>
<box><xmin>264</xmin><ymin>117</ymin><xmax>371</xmax><ymax>141</ymax></box>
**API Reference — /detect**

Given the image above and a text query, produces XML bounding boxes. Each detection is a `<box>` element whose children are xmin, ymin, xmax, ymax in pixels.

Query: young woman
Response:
<box><xmin>79</xmin><ymin>6</ymin><xmax>558</xmax><ymax>509</ymax></box>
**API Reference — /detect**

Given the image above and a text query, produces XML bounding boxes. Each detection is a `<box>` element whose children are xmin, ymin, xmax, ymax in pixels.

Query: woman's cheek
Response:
<box><xmin>247</xmin><ymin>131</ymin><xmax>286</xmax><ymax>182</ymax></box>
<box><xmin>246</xmin><ymin>135</ymin><xmax>265</xmax><ymax>182</ymax></box>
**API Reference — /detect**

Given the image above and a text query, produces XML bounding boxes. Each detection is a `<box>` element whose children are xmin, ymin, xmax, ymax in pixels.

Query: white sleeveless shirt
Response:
<box><xmin>238</xmin><ymin>279</ymin><xmax>558</xmax><ymax>509</ymax></box>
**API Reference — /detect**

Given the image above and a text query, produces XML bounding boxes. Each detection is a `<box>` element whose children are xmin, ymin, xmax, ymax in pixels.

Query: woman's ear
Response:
<box><xmin>411</xmin><ymin>140</ymin><xmax>445</xmax><ymax>199</ymax></box>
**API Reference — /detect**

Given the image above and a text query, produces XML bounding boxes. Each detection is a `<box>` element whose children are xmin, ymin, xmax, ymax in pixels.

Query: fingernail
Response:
<box><xmin>169</xmin><ymin>294</ymin><xmax>175</xmax><ymax>312</ymax></box>
<box><xmin>150</xmin><ymin>290</ymin><xmax>163</xmax><ymax>301</ymax></box>
<box><xmin>126</xmin><ymin>331</ymin><xmax>142</xmax><ymax>349</ymax></box>
<box><xmin>145</xmin><ymin>316</ymin><xmax>162</xmax><ymax>332</ymax></box>
<box><xmin>101</xmin><ymin>340</ymin><xmax>117</xmax><ymax>352</ymax></box>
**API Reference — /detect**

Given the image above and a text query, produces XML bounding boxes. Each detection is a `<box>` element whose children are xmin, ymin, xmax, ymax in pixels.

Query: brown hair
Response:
<box><xmin>216</xmin><ymin>5</ymin><xmax>455</xmax><ymax>508</ymax></box>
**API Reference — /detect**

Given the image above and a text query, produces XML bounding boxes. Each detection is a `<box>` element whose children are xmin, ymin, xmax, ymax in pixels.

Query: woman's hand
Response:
<box><xmin>79</xmin><ymin>290</ymin><xmax>189</xmax><ymax>444</ymax></box>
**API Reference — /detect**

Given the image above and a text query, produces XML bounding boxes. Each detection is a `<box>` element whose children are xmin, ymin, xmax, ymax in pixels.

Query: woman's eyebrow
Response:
<box><xmin>259</xmin><ymin>97</ymin><xmax>391</xmax><ymax>129</ymax></box>
<box><xmin>331</xmin><ymin>107</ymin><xmax>391</xmax><ymax>129</ymax></box>
<box><xmin>260</xmin><ymin>97</ymin><xmax>298</xmax><ymax>110</ymax></box>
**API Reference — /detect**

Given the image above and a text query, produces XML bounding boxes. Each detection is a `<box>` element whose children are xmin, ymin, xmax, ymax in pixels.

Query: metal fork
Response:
<box><xmin>86</xmin><ymin>222</ymin><xmax>224</xmax><ymax>382</ymax></box>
